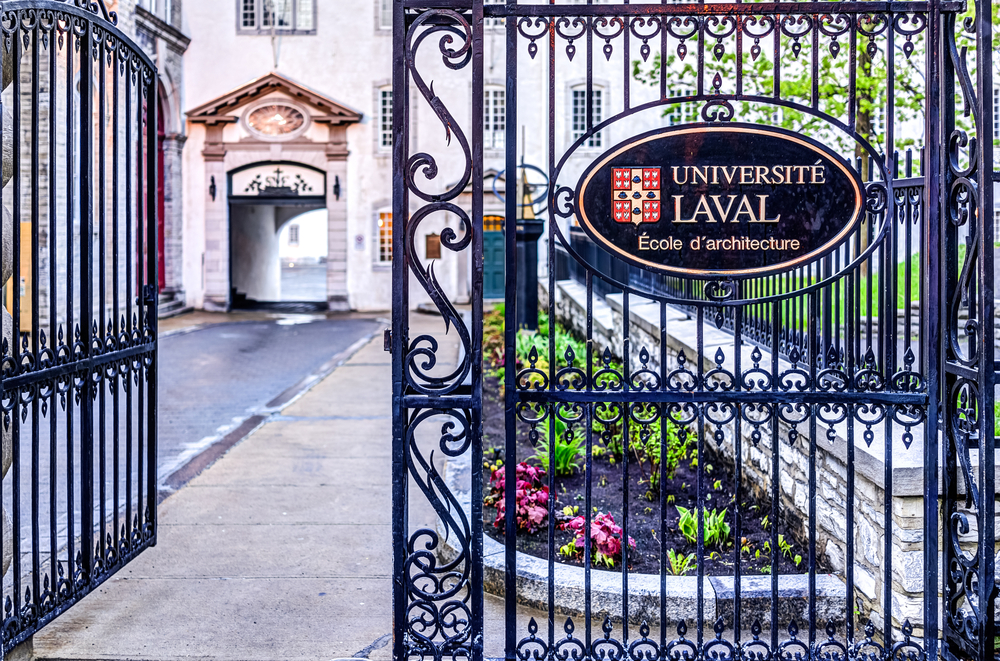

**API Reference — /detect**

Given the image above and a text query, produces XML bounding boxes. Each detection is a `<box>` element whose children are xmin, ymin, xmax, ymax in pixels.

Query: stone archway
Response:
<box><xmin>187</xmin><ymin>73</ymin><xmax>361</xmax><ymax>311</ymax></box>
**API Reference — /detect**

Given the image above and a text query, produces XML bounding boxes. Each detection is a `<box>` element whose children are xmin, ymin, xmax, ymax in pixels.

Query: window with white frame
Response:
<box><xmin>379</xmin><ymin>89</ymin><xmax>394</xmax><ymax>150</ymax></box>
<box><xmin>994</xmin><ymin>87</ymin><xmax>999</xmax><ymax>140</ymax></box>
<box><xmin>238</xmin><ymin>0</ymin><xmax>316</xmax><ymax>34</ymax></box>
<box><xmin>485</xmin><ymin>0</ymin><xmax>504</xmax><ymax>28</ymax></box>
<box><xmin>485</xmin><ymin>88</ymin><xmax>505</xmax><ymax>150</ymax></box>
<box><xmin>378</xmin><ymin>212</ymin><xmax>393</xmax><ymax>262</ymax></box>
<box><xmin>379</xmin><ymin>0</ymin><xmax>392</xmax><ymax>30</ymax></box>
<box><xmin>139</xmin><ymin>0</ymin><xmax>172</xmax><ymax>21</ymax></box>
<box><xmin>572</xmin><ymin>88</ymin><xmax>603</xmax><ymax>148</ymax></box>
<box><xmin>666</xmin><ymin>87</ymin><xmax>698</xmax><ymax>125</ymax></box>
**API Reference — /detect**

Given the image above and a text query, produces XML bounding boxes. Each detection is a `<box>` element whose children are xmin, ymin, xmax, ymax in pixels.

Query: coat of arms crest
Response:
<box><xmin>612</xmin><ymin>167</ymin><xmax>661</xmax><ymax>225</ymax></box>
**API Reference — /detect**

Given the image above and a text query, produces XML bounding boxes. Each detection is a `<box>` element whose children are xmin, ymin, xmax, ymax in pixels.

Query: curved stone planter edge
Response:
<box><xmin>438</xmin><ymin>451</ymin><xmax>847</xmax><ymax>628</ymax></box>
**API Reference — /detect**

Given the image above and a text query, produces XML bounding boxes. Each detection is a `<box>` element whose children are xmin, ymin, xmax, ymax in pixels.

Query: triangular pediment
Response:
<box><xmin>187</xmin><ymin>72</ymin><xmax>362</xmax><ymax>125</ymax></box>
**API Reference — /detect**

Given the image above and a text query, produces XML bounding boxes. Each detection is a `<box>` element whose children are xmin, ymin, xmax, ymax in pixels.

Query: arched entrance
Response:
<box><xmin>186</xmin><ymin>73</ymin><xmax>361</xmax><ymax>312</ymax></box>
<box><xmin>227</xmin><ymin>162</ymin><xmax>327</xmax><ymax>309</ymax></box>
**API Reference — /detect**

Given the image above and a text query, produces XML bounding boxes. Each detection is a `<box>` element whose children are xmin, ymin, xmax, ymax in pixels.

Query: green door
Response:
<box><xmin>483</xmin><ymin>230</ymin><xmax>505</xmax><ymax>299</ymax></box>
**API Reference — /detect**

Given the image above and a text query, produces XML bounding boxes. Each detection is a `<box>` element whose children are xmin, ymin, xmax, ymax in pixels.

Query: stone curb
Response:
<box><xmin>438</xmin><ymin>451</ymin><xmax>846</xmax><ymax>627</ymax></box>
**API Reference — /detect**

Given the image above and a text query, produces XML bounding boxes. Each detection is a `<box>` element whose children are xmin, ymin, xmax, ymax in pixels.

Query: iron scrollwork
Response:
<box><xmin>395</xmin><ymin>6</ymin><xmax>480</xmax><ymax>661</ymax></box>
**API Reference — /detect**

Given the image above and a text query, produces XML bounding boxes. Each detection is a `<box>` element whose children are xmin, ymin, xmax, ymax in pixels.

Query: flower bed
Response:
<box><xmin>481</xmin><ymin>304</ymin><xmax>827</xmax><ymax>576</ymax></box>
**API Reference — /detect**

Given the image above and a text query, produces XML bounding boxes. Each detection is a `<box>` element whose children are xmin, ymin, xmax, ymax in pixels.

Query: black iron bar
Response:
<box><xmin>124</xmin><ymin>67</ymin><xmax>133</xmax><ymax>549</ymax></box>
<box><xmin>621</xmin><ymin>290</ymin><xmax>631</xmax><ymax>640</ymax></box>
<box><xmin>80</xmin><ymin>15</ymin><xmax>96</xmax><ymax>585</ymax></box>
<box><xmin>807</xmin><ymin>294</ymin><xmax>818</xmax><ymax>647</ymax></box>
<box><xmin>11</xmin><ymin>26</ymin><xmax>22</xmax><ymax>625</ymax></box>
<box><xmin>111</xmin><ymin>37</ymin><xmax>121</xmax><ymax>560</ymax></box>
<box><xmin>29</xmin><ymin>20</ymin><xmax>40</xmax><ymax>608</ymax></box>
<box><xmin>733</xmin><ymin>306</ymin><xmax>744</xmax><ymax>647</ymax></box>
<box><xmin>65</xmin><ymin>25</ymin><xmax>76</xmax><ymax>587</ymax></box>
<box><xmin>482</xmin><ymin>2</ymin><xmax>965</xmax><ymax>17</ymax></box>
<box><xmin>136</xmin><ymin>63</ymin><xmax>146</xmax><ymax>546</ymax></box>
<box><xmin>921</xmin><ymin>2</ymin><xmax>940</xmax><ymax>654</ymax></box>
<box><xmin>502</xmin><ymin>3</ymin><xmax>519</xmax><ymax>658</ymax></box>
<box><xmin>98</xmin><ymin>25</ymin><xmax>108</xmax><ymax>568</ymax></box>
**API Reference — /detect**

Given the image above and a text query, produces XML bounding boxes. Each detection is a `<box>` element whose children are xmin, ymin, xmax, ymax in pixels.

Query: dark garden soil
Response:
<box><xmin>481</xmin><ymin>373</ymin><xmax>831</xmax><ymax>577</ymax></box>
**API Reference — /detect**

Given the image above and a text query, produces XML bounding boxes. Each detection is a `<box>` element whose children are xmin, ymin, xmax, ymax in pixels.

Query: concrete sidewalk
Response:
<box><xmin>31</xmin><ymin>321</ymin><xmax>397</xmax><ymax>660</ymax></box>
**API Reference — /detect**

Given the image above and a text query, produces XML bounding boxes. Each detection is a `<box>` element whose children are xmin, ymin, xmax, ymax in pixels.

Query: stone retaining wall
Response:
<box><xmin>541</xmin><ymin>278</ymin><xmax>1000</xmax><ymax>646</ymax></box>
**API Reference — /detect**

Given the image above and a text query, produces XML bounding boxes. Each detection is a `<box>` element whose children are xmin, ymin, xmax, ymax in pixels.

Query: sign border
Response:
<box><xmin>574</xmin><ymin>123</ymin><xmax>867</xmax><ymax>279</ymax></box>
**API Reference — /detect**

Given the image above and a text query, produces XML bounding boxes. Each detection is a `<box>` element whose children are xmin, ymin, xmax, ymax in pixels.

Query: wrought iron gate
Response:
<box><xmin>391</xmin><ymin>0</ymin><xmax>998</xmax><ymax>659</ymax></box>
<box><xmin>0</xmin><ymin>0</ymin><xmax>158</xmax><ymax>652</ymax></box>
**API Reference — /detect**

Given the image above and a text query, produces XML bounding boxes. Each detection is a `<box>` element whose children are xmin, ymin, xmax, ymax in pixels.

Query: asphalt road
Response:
<box><xmin>281</xmin><ymin>263</ymin><xmax>328</xmax><ymax>302</ymax></box>
<box><xmin>157</xmin><ymin>314</ymin><xmax>382</xmax><ymax>479</ymax></box>
<box><xmin>5</xmin><ymin>313</ymin><xmax>383</xmax><ymax>567</ymax></box>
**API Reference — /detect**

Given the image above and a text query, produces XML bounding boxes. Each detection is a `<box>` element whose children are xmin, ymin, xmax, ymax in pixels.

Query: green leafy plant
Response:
<box><xmin>666</xmin><ymin>549</ymin><xmax>697</xmax><ymax>576</ymax></box>
<box><xmin>532</xmin><ymin>417</ymin><xmax>585</xmax><ymax>476</ymax></box>
<box><xmin>676</xmin><ymin>506</ymin><xmax>732</xmax><ymax>548</ymax></box>
<box><xmin>758</xmin><ymin>535</ymin><xmax>802</xmax><ymax>566</ymax></box>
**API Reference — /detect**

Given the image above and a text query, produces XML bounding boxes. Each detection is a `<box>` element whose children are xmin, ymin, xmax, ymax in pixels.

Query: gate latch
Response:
<box><xmin>142</xmin><ymin>285</ymin><xmax>157</xmax><ymax>306</ymax></box>
<box><xmin>384</xmin><ymin>329</ymin><xmax>392</xmax><ymax>354</ymax></box>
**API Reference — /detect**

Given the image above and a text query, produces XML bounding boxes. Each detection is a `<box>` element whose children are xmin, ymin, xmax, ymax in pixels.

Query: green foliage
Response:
<box><xmin>676</xmin><ymin>506</ymin><xmax>731</xmax><ymax>549</ymax></box>
<box><xmin>759</xmin><ymin>534</ymin><xmax>804</xmax><ymax>567</ymax></box>
<box><xmin>666</xmin><ymin>549</ymin><xmax>697</xmax><ymax>576</ymax></box>
<box><xmin>594</xmin><ymin>408</ymin><xmax>691</xmax><ymax>498</ymax></box>
<box><xmin>632</xmin><ymin>30</ymin><xmax>925</xmax><ymax>156</ymax></box>
<box><xmin>532</xmin><ymin>416</ymin><xmax>586</xmax><ymax>476</ymax></box>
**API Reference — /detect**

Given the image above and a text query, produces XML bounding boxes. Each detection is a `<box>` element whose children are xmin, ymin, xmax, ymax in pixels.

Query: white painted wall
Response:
<box><xmin>230</xmin><ymin>205</ymin><xmax>281</xmax><ymax>301</ymax></box>
<box><xmin>279</xmin><ymin>209</ymin><xmax>328</xmax><ymax>261</ymax></box>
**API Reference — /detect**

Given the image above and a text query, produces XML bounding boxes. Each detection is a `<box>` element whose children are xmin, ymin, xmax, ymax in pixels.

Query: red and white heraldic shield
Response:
<box><xmin>612</xmin><ymin>167</ymin><xmax>661</xmax><ymax>225</ymax></box>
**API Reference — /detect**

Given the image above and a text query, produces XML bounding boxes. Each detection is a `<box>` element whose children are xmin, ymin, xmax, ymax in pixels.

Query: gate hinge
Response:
<box><xmin>384</xmin><ymin>329</ymin><xmax>392</xmax><ymax>353</ymax></box>
<box><xmin>142</xmin><ymin>285</ymin><xmax>157</xmax><ymax>306</ymax></box>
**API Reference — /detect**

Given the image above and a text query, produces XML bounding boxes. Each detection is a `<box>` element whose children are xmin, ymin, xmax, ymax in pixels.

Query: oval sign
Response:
<box><xmin>575</xmin><ymin>124</ymin><xmax>865</xmax><ymax>278</ymax></box>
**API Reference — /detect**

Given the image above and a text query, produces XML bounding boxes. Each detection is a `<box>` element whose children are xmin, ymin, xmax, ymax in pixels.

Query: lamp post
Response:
<box><xmin>515</xmin><ymin>167</ymin><xmax>544</xmax><ymax>331</ymax></box>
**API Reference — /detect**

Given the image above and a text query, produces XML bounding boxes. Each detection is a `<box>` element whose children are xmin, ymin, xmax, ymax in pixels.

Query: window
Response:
<box><xmin>379</xmin><ymin>0</ymin><xmax>393</xmax><ymax>29</ymax></box>
<box><xmin>572</xmin><ymin>88</ymin><xmax>603</xmax><ymax>148</ymax></box>
<box><xmin>379</xmin><ymin>89</ymin><xmax>394</xmax><ymax>150</ymax></box>
<box><xmin>241</xmin><ymin>0</ymin><xmax>256</xmax><ymax>27</ymax></box>
<box><xmin>378</xmin><ymin>212</ymin><xmax>393</xmax><ymax>262</ymax></box>
<box><xmin>485</xmin><ymin>89</ymin><xmax>505</xmax><ymax>150</ymax></box>
<box><xmin>994</xmin><ymin>87</ymin><xmax>999</xmax><ymax>140</ymax></box>
<box><xmin>485</xmin><ymin>0</ymin><xmax>504</xmax><ymax>28</ymax></box>
<box><xmin>288</xmin><ymin>224</ymin><xmax>300</xmax><ymax>246</ymax></box>
<box><xmin>140</xmin><ymin>0</ymin><xmax>171</xmax><ymax>21</ymax></box>
<box><xmin>666</xmin><ymin>88</ymin><xmax>698</xmax><ymax>126</ymax></box>
<box><xmin>238</xmin><ymin>0</ymin><xmax>316</xmax><ymax>34</ymax></box>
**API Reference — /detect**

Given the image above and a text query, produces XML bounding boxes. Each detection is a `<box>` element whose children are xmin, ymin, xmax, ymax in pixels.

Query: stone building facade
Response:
<box><xmin>134</xmin><ymin>0</ymin><xmax>190</xmax><ymax>315</ymax></box>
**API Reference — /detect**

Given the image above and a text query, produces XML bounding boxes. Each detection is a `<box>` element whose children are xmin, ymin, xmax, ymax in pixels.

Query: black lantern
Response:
<box><xmin>515</xmin><ymin>168</ymin><xmax>544</xmax><ymax>331</ymax></box>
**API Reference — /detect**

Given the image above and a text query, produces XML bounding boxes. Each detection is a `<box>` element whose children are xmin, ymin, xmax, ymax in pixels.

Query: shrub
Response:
<box><xmin>484</xmin><ymin>462</ymin><xmax>550</xmax><ymax>534</ymax></box>
<box><xmin>558</xmin><ymin>512</ymin><xmax>636</xmax><ymax>568</ymax></box>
